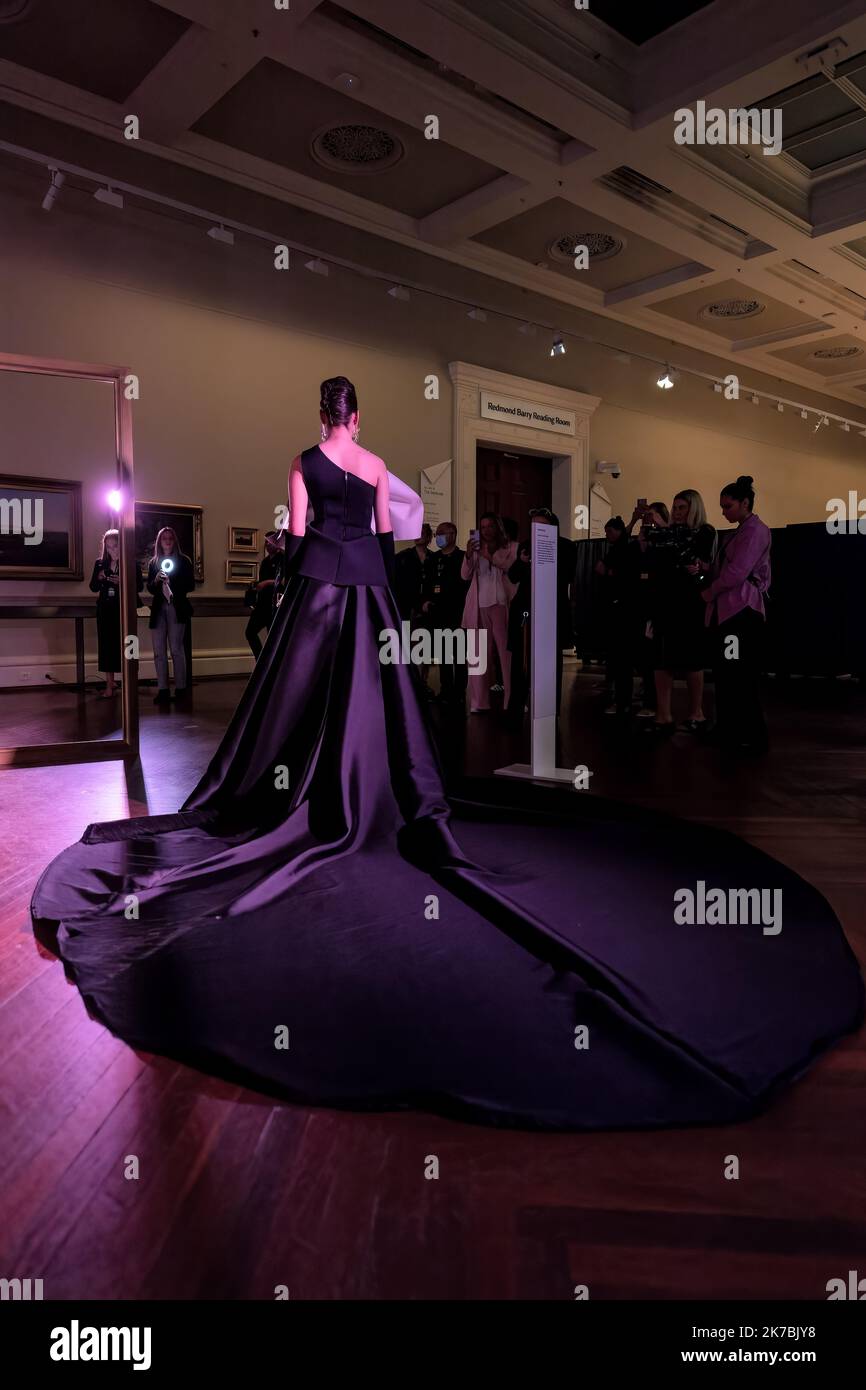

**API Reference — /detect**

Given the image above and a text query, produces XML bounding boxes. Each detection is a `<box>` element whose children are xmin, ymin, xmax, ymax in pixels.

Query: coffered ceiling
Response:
<box><xmin>5</xmin><ymin>0</ymin><xmax>866</xmax><ymax>406</ymax></box>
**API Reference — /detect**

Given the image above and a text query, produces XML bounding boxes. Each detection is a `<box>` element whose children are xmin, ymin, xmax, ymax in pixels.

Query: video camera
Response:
<box><xmin>644</xmin><ymin>523</ymin><xmax>703</xmax><ymax>571</ymax></box>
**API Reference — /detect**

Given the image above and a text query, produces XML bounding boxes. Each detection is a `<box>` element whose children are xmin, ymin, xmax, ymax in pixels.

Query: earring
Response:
<box><xmin>320</xmin><ymin>423</ymin><xmax>328</xmax><ymax>442</ymax></box>
<box><xmin>352</xmin><ymin>426</ymin><xmax>360</xmax><ymax>443</ymax></box>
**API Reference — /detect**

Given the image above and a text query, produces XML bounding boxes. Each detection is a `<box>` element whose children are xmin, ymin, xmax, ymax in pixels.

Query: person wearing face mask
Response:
<box><xmin>419</xmin><ymin>521</ymin><xmax>469</xmax><ymax>709</ymax></box>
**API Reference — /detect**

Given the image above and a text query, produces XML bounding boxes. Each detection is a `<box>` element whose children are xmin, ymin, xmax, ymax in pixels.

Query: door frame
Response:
<box><xmin>448</xmin><ymin>361</ymin><xmax>600</xmax><ymax>541</ymax></box>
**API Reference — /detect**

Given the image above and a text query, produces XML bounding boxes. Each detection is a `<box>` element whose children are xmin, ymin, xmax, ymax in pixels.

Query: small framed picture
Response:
<box><xmin>225</xmin><ymin>558</ymin><xmax>258</xmax><ymax>586</ymax></box>
<box><xmin>228</xmin><ymin>526</ymin><xmax>259</xmax><ymax>553</ymax></box>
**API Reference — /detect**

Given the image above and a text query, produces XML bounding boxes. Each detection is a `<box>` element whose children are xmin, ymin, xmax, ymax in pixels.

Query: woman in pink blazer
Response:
<box><xmin>461</xmin><ymin>512</ymin><xmax>517</xmax><ymax>713</ymax></box>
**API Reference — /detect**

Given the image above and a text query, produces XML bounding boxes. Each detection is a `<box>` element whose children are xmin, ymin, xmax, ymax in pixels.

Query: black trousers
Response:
<box><xmin>713</xmin><ymin>607</ymin><xmax>767</xmax><ymax>748</ymax></box>
<box><xmin>245</xmin><ymin>603</ymin><xmax>272</xmax><ymax>660</ymax></box>
<box><xmin>507</xmin><ymin>632</ymin><xmax>563</xmax><ymax>723</ymax></box>
<box><xmin>420</xmin><ymin>607</ymin><xmax>467</xmax><ymax>703</ymax></box>
<box><xmin>606</xmin><ymin>600</ymin><xmax>641</xmax><ymax>713</ymax></box>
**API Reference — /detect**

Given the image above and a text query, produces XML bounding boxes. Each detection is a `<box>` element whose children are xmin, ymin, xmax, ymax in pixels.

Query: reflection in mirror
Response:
<box><xmin>0</xmin><ymin>369</ymin><xmax>130</xmax><ymax>749</ymax></box>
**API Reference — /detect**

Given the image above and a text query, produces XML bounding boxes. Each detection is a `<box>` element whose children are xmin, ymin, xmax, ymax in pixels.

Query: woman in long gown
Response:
<box><xmin>31</xmin><ymin>378</ymin><xmax>863</xmax><ymax>1130</ymax></box>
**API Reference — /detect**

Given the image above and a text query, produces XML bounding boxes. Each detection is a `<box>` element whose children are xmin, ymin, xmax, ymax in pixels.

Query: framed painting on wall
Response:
<box><xmin>225</xmin><ymin>559</ymin><xmax>258</xmax><ymax>586</ymax></box>
<box><xmin>228</xmin><ymin>525</ymin><xmax>259</xmax><ymax>553</ymax></box>
<box><xmin>135</xmin><ymin>500</ymin><xmax>203</xmax><ymax>583</ymax></box>
<box><xmin>0</xmin><ymin>473</ymin><xmax>83</xmax><ymax>579</ymax></box>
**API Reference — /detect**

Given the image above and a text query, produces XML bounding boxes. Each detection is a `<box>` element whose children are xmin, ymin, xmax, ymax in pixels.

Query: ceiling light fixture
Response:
<box><xmin>304</xmin><ymin>258</ymin><xmax>329</xmax><ymax>276</ymax></box>
<box><xmin>207</xmin><ymin>224</ymin><xmax>234</xmax><ymax>245</ymax></box>
<box><xmin>387</xmin><ymin>285</ymin><xmax>410</xmax><ymax>301</ymax></box>
<box><xmin>550</xmin><ymin>335</ymin><xmax>566</xmax><ymax>357</ymax></box>
<box><xmin>41</xmin><ymin>169</ymin><xmax>65</xmax><ymax>212</ymax></box>
<box><xmin>94</xmin><ymin>185</ymin><xmax>124</xmax><ymax>209</ymax></box>
<box><xmin>656</xmin><ymin>365</ymin><xmax>676</xmax><ymax>389</ymax></box>
<box><xmin>468</xmin><ymin>307</ymin><xmax>487</xmax><ymax>322</ymax></box>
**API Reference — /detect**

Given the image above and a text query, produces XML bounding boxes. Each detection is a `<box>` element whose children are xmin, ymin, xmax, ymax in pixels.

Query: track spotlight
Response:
<box><xmin>656</xmin><ymin>365</ymin><xmax>676</xmax><ymax>389</ymax></box>
<box><xmin>304</xmin><ymin>258</ymin><xmax>328</xmax><ymax>276</ymax></box>
<box><xmin>841</xmin><ymin>421</ymin><xmax>850</xmax><ymax>432</ymax></box>
<box><xmin>713</xmin><ymin>382</ymin><xmax>722</xmax><ymax>393</ymax></box>
<box><xmin>518</xmin><ymin>322</ymin><xmax>537</xmax><ymax>336</ymax></box>
<box><xmin>800</xmin><ymin>409</ymin><xmax>808</xmax><ymax>420</ymax></box>
<box><xmin>550</xmin><ymin>335</ymin><xmax>566</xmax><ymax>357</ymax></box>
<box><xmin>751</xmin><ymin>394</ymin><xmax>759</xmax><ymax>405</ymax></box>
<box><xmin>776</xmin><ymin>402</ymin><xmax>784</xmax><ymax>412</ymax></box>
<box><xmin>387</xmin><ymin>285</ymin><xmax>410</xmax><ymax>301</ymax></box>
<box><xmin>468</xmin><ymin>307</ymin><xmax>487</xmax><ymax>322</ymax></box>
<box><xmin>207</xmin><ymin>224</ymin><xmax>234</xmax><ymax>245</ymax></box>
<box><xmin>94</xmin><ymin>185</ymin><xmax>123</xmax><ymax>209</ymax></box>
<box><xmin>41</xmin><ymin>169</ymin><xmax>65</xmax><ymax>212</ymax></box>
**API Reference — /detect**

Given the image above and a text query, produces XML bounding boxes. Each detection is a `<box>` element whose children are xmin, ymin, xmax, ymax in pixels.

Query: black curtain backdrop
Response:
<box><xmin>571</xmin><ymin>524</ymin><xmax>866</xmax><ymax>677</ymax></box>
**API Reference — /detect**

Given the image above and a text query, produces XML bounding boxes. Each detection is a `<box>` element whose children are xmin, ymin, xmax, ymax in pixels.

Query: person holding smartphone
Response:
<box><xmin>89</xmin><ymin>528</ymin><xmax>143</xmax><ymax>697</ymax></box>
<box><xmin>460</xmin><ymin>512</ymin><xmax>516</xmax><ymax>713</ymax></box>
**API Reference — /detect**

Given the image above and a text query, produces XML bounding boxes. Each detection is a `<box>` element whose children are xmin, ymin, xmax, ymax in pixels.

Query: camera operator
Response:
<box><xmin>643</xmin><ymin>489</ymin><xmax>716</xmax><ymax>736</ymax></box>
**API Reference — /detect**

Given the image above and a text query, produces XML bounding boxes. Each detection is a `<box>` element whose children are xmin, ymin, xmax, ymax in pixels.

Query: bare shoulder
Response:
<box><xmin>357</xmin><ymin>446</ymin><xmax>386</xmax><ymax>477</ymax></box>
<box><xmin>289</xmin><ymin>453</ymin><xmax>303</xmax><ymax>475</ymax></box>
<box><xmin>354</xmin><ymin>450</ymin><xmax>383</xmax><ymax>472</ymax></box>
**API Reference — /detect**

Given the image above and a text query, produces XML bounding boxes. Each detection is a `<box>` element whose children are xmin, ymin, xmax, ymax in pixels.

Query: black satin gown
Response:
<box><xmin>31</xmin><ymin>446</ymin><xmax>864</xmax><ymax>1129</ymax></box>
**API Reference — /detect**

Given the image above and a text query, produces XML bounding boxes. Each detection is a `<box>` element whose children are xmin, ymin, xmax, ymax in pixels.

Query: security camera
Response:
<box><xmin>596</xmin><ymin>460</ymin><xmax>622</xmax><ymax>479</ymax></box>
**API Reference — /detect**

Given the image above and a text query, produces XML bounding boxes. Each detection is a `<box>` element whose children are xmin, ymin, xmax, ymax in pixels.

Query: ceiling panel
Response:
<box><xmin>651</xmin><ymin>278</ymin><xmax>818</xmax><ymax>339</ymax></box>
<box><xmin>768</xmin><ymin>334</ymin><xmax>866</xmax><ymax>373</ymax></box>
<box><xmin>192</xmin><ymin>59</ymin><xmax>502</xmax><ymax>219</ymax></box>
<box><xmin>473</xmin><ymin>196</ymin><xmax>686</xmax><ymax>291</ymax></box>
<box><xmin>0</xmin><ymin>0</ymin><xmax>189</xmax><ymax>103</ymax></box>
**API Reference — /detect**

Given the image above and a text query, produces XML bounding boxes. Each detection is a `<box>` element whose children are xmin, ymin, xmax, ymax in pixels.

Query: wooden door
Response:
<box><xmin>475</xmin><ymin>447</ymin><xmax>552</xmax><ymax>539</ymax></box>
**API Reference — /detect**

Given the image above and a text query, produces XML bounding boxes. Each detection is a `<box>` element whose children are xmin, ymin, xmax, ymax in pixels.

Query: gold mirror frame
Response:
<box><xmin>0</xmin><ymin>350</ymin><xmax>139</xmax><ymax>767</ymax></box>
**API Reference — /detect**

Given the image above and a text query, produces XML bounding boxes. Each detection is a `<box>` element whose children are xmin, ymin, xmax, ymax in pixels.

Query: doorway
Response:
<box><xmin>475</xmin><ymin>446</ymin><xmax>552</xmax><ymax>539</ymax></box>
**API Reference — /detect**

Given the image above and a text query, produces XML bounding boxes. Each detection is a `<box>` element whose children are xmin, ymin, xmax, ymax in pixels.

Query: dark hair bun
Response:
<box><xmin>737</xmin><ymin>475</ymin><xmax>754</xmax><ymax>488</ymax></box>
<box><xmin>320</xmin><ymin>375</ymin><xmax>358</xmax><ymax>427</ymax></box>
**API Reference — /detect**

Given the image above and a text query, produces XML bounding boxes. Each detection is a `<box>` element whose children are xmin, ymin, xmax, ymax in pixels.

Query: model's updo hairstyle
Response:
<box><xmin>721</xmin><ymin>474</ymin><xmax>755</xmax><ymax>509</ymax></box>
<box><xmin>320</xmin><ymin>376</ymin><xmax>358</xmax><ymax>427</ymax></box>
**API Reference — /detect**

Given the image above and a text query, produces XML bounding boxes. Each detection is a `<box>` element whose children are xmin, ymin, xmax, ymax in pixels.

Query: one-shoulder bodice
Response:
<box><xmin>295</xmin><ymin>444</ymin><xmax>388</xmax><ymax>586</ymax></box>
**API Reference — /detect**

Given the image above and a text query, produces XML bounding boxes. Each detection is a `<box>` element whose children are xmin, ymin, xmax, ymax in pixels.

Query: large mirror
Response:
<box><xmin>0</xmin><ymin>352</ymin><xmax>138</xmax><ymax>766</ymax></box>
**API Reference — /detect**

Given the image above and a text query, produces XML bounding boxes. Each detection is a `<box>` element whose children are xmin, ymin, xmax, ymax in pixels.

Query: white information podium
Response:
<box><xmin>496</xmin><ymin>521</ymin><xmax>574</xmax><ymax>785</ymax></box>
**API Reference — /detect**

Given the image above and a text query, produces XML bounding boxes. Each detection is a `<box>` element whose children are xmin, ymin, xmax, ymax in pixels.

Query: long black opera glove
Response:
<box><xmin>376</xmin><ymin>530</ymin><xmax>396</xmax><ymax>587</ymax></box>
<box><xmin>283</xmin><ymin>533</ymin><xmax>304</xmax><ymax>578</ymax></box>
